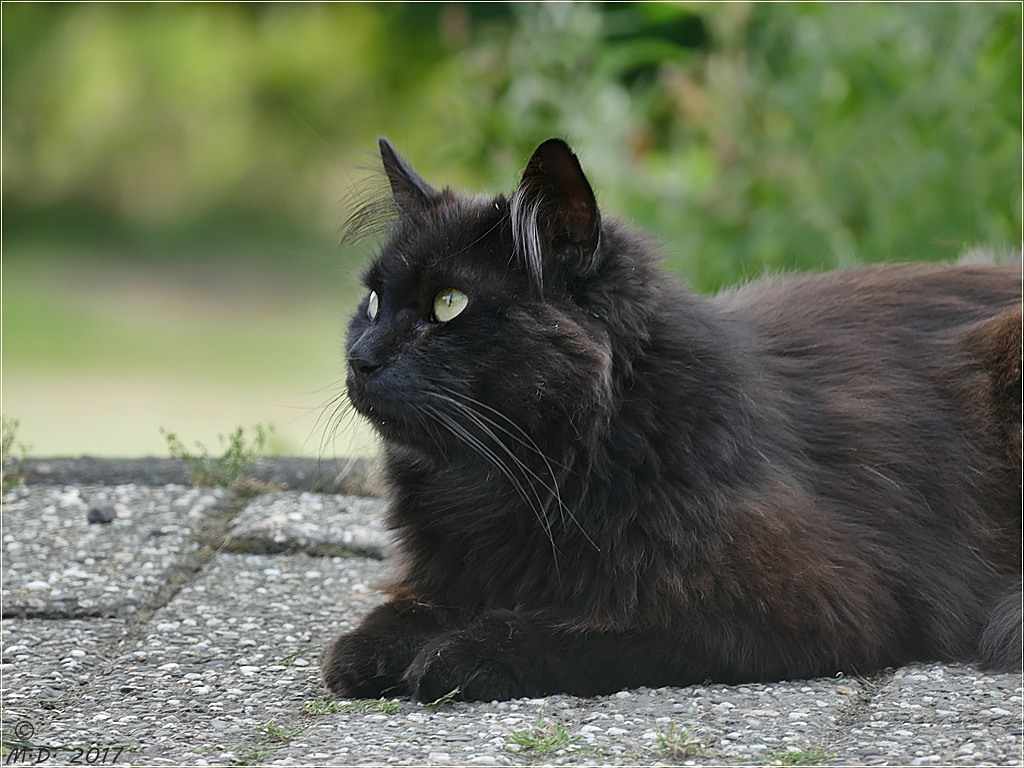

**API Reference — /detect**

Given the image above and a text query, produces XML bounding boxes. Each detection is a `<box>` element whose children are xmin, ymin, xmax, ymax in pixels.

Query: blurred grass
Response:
<box><xmin>2</xmin><ymin>241</ymin><xmax>378</xmax><ymax>458</ymax></box>
<box><xmin>1</xmin><ymin>2</ymin><xmax>1019</xmax><ymax>457</ymax></box>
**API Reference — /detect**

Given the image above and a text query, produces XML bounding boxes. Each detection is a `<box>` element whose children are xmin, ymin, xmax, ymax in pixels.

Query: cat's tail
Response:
<box><xmin>965</xmin><ymin>302</ymin><xmax>1022</xmax><ymax>673</ymax></box>
<box><xmin>978</xmin><ymin>578</ymin><xmax>1023</xmax><ymax>673</ymax></box>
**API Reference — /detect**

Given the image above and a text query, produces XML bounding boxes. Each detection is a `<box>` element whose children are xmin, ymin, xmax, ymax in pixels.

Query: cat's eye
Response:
<box><xmin>366</xmin><ymin>291</ymin><xmax>379</xmax><ymax>321</ymax></box>
<box><xmin>433</xmin><ymin>289</ymin><xmax>468</xmax><ymax>322</ymax></box>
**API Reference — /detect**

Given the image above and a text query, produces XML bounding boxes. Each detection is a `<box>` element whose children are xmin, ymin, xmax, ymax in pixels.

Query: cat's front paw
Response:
<box><xmin>322</xmin><ymin>599</ymin><xmax>449</xmax><ymax>700</ymax></box>
<box><xmin>404</xmin><ymin>613</ymin><xmax>550</xmax><ymax>702</ymax></box>
<box><xmin>322</xmin><ymin>630</ymin><xmax>407</xmax><ymax>699</ymax></box>
<box><xmin>403</xmin><ymin>632</ymin><xmax>526</xmax><ymax>702</ymax></box>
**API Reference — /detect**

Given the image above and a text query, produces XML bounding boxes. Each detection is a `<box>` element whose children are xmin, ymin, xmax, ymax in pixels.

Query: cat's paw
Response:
<box><xmin>322</xmin><ymin>630</ymin><xmax>407</xmax><ymax>699</ymax></box>
<box><xmin>322</xmin><ymin>600</ymin><xmax>449</xmax><ymax>699</ymax></box>
<box><xmin>404</xmin><ymin>625</ymin><xmax>541</xmax><ymax>703</ymax></box>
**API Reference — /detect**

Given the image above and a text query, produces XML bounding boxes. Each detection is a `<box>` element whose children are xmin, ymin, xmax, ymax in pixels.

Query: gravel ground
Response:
<box><xmin>228</xmin><ymin>493</ymin><xmax>391</xmax><ymax>559</ymax></box>
<box><xmin>1</xmin><ymin>460</ymin><xmax>1021</xmax><ymax>766</ymax></box>
<box><xmin>2</xmin><ymin>484</ymin><xmax>227</xmax><ymax>618</ymax></box>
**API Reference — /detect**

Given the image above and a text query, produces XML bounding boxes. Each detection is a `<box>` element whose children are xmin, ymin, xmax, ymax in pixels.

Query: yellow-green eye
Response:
<box><xmin>433</xmin><ymin>288</ymin><xmax>468</xmax><ymax>322</ymax></box>
<box><xmin>366</xmin><ymin>290</ymin><xmax>379</xmax><ymax>321</ymax></box>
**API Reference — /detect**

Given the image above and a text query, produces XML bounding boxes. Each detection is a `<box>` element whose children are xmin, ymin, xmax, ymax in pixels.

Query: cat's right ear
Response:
<box><xmin>379</xmin><ymin>137</ymin><xmax>440</xmax><ymax>217</ymax></box>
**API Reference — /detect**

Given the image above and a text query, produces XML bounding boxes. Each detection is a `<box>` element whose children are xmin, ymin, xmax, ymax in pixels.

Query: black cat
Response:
<box><xmin>323</xmin><ymin>137</ymin><xmax>1022</xmax><ymax>702</ymax></box>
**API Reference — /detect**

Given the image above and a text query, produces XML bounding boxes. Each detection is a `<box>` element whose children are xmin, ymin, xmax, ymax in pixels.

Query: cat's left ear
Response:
<box><xmin>379</xmin><ymin>137</ymin><xmax>440</xmax><ymax>217</ymax></box>
<box><xmin>511</xmin><ymin>139</ymin><xmax>601</xmax><ymax>291</ymax></box>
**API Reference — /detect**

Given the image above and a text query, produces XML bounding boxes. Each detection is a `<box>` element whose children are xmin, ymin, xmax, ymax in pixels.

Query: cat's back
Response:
<box><xmin>713</xmin><ymin>262</ymin><xmax>1020</xmax><ymax>339</ymax></box>
<box><xmin>709</xmin><ymin>261</ymin><xmax>1020</xmax><ymax>530</ymax></box>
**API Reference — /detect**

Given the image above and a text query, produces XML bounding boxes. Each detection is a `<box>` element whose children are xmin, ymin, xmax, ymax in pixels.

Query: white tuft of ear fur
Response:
<box><xmin>510</xmin><ymin>175</ymin><xmax>548</xmax><ymax>294</ymax></box>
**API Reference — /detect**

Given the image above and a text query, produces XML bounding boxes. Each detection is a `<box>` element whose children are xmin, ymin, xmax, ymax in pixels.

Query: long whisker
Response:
<box><xmin>432</xmin><ymin>394</ymin><xmax>562</xmax><ymax>506</ymax></box>
<box><xmin>423</xmin><ymin>403</ymin><xmax>563</xmax><ymax>586</ymax></box>
<box><xmin>422</xmin><ymin>404</ymin><xmax>546</xmax><ymax>516</ymax></box>
<box><xmin>434</xmin><ymin>389</ymin><xmax>574</xmax><ymax>527</ymax></box>
<box><xmin>422</xmin><ymin>403</ymin><xmax>560</xmax><ymax>558</ymax></box>
<box><xmin>429</xmin><ymin>390</ymin><xmax>600</xmax><ymax>552</ymax></box>
<box><xmin>314</xmin><ymin>385</ymin><xmax>367</xmax><ymax>466</ymax></box>
<box><xmin>437</xmin><ymin>386</ymin><xmax>569</xmax><ymax>470</ymax></box>
<box><xmin>310</xmin><ymin>387</ymin><xmax>349</xmax><ymax>448</ymax></box>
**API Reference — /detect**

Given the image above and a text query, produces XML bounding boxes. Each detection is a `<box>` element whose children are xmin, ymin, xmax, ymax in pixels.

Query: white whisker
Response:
<box><xmin>429</xmin><ymin>389</ymin><xmax>600</xmax><ymax>552</ymax></box>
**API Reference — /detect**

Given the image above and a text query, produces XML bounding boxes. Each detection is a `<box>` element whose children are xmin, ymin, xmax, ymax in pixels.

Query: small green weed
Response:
<box><xmin>505</xmin><ymin>711</ymin><xmax>577</xmax><ymax>757</ymax></box>
<box><xmin>229</xmin><ymin>746</ymin><xmax>272</xmax><ymax>766</ymax></box>
<box><xmin>302</xmin><ymin>699</ymin><xmax>347</xmax><ymax>716</ymax></box>
<box><xmin>654</xmin><ymin>721</ymin><xmax>708</xmax><ymax>760</ymax></box>
<box><xmin>2</xmin><ymin>417</ymin><xmax>29</xmax><ymax>491</ymax></box>
<box><xmin>274</xmin><ymin>647</ymin><xmax>317</xmax><ymax>667</ymax></box>
<box><xmin>422</xmin><ymin>687</ymin><xmax>461</xmax><ymax>711</ymax></box>
<box><xmin>772</xmin><ymin>746</ymin><xmax>838</xmax><ymax>765</ymax></box>
<box><xmin>303</xmin><ymin>697</ymin><xmax>400</xmax><ymax>715</ymax></box>
<box><xmin>162</xmin><ymin>424</ymin><xmax>270</xmax><ymax>488</ymax></box>
<box><xmin>223</xmin><ymin>720</ymin><xmax>304</xmax><ymax>765</ymax></box>
<box><xmin>255</xmin><ymin>721</ymin><xmax>301</xmax><ymax>743</ymax></box>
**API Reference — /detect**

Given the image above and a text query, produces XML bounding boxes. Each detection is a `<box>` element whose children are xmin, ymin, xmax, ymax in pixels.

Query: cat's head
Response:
<box><xmin>344</xmin><ymin>138</ymin><xmax>642</xmax><ymax>458</ymax></box>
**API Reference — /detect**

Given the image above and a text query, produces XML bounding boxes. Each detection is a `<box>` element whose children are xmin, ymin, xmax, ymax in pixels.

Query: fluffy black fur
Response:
<box><xmin>323</xmin><ymin>137</ymin><xmax>1022</xmax><ymax>702</ymax></box>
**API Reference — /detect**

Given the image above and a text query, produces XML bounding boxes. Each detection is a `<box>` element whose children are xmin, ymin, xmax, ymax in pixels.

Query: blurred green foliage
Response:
<box><xmin>3</xmin><ymin>1</ymin><xmax>1020</xmax><ymax>290</ymax></box>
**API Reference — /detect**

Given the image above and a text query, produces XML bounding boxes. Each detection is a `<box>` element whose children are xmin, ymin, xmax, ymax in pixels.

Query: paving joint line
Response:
<box><xmin>818</xmin><ymin>669</ymin><xmax>895</xmax><ymax>760</ymax></box>
<box><xmin>8</xmin><ymin>489</ymin><xmax>256</xmax><ymax>737</ymax></box>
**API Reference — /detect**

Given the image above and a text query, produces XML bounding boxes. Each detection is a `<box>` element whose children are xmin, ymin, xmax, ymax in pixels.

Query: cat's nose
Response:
<box><xmin>348</xmin><ymin>329</ymin><xmax>385</xmax><ymax>377</ymax></box>
<box><xmin>347</xmin><ymin>352</ymin><xmax>382</xmax><ymax>377</ymax></box>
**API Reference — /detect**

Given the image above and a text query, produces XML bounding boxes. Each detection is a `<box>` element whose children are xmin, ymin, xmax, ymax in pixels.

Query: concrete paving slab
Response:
<box><xmin>2</xmin><ymin>473</ymin><xmax>1021</xmax><ymax>767</ymax></box>
<box><xmin>272</xmin><ymin>677</ymin><xmax>873</xmax><ymax>766</ymax></box>
<box><xmin>16</xmin><ymin>553</ymin><xmax>389</xmax><ymax>766</ymax></box>
<box><xmin>829</xmin><ymin>663</ymin><xmax>1023</xmax><ymax>765</ymax></box>
<box><xmin>270</xmin><ymin>667</ymin><xmax>1022</xmax><ymax>766</ymax></box>
<box><xmin>227</xmin><ymin>492</ymin><xmax>391</xmax><ymax>559</ymax></box>
<box><xmin>2</xmin><ymin>618</ymin><xmax>128</xmax><ymax>721</ymax></box>
<box><xmin>2</xmin><ymin>484</ymin><xmax>227</xmax><ymax>618</ymax></box>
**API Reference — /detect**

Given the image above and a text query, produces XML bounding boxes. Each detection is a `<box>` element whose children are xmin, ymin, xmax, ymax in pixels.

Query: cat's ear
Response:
<box><xmin>511</xmin><ymin>138</ymin><xmax>601</xmax><ymax>291</ymax></box>
<box><xmin>379</xmin><ymin>137</ymin><xmax>440</xmax><ymax>217</ymax></box>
